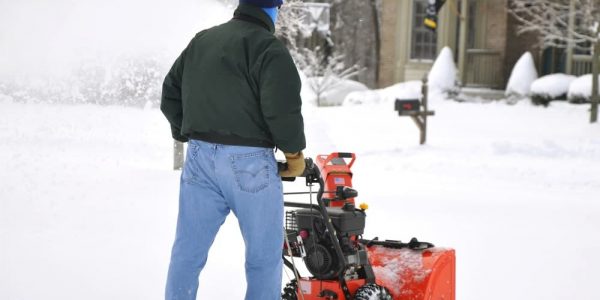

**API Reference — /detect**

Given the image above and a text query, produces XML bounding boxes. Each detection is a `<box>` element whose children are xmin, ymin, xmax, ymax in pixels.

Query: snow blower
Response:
<box><xmin>279</xmin><ymin>152</ymin><xmax>455</xmax><ymax>300</ymax></box>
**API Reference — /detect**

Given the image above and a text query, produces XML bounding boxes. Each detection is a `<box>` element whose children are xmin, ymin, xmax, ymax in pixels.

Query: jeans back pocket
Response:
<box><xmin>230</xmin><ymin>150</ymin><xmax>270</xmax><ymax>193</ymax></box>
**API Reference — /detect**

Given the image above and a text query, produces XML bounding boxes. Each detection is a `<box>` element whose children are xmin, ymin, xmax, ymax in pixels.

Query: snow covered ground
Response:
<box><xmin>1</xmin><ymin>97</ymin><xmax>599</xmax><ymax>300</ymax></box>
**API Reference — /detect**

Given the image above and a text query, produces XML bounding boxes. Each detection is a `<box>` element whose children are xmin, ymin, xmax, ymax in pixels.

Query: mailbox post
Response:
<box><xmin>394</xmin><ymin>76</ymin><xmax>435</xmax><ymax>145</ymax></box>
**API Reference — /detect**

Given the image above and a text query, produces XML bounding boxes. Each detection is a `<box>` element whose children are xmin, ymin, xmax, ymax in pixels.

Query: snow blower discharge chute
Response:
<box><xmin>279</xmin><ymin>153</ymin><xmax>455</xmax><ymax>300</ymax></box>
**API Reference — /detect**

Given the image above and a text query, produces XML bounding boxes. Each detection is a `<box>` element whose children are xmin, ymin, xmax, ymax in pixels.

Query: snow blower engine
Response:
<box><xmin>279</xmin><ymin>153</ymin><xmax>455</xmax><ymax>300</ymax></box>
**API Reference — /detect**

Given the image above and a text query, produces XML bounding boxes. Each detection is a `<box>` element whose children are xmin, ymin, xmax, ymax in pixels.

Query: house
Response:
<box><xmin>378</xmin><ymin>0</ymin><xmax>593</xmax><ymax>90</ymax></box>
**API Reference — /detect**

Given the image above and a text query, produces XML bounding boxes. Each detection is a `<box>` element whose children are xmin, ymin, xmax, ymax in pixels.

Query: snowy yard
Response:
<box><xmin>1</xmin><ymin>98</ymin><xmax>599</xmax><ymax>300</ymax></box>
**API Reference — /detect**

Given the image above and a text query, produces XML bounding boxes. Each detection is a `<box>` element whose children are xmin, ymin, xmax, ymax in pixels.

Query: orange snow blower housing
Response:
<box><xmin>280</xmin><ymin>153</ymin><xmax>455</xmax><ymax>300</ymax></box>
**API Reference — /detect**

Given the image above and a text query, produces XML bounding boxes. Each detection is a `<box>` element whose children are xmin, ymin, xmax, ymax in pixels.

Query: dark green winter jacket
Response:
<box><xmin>160</xmin><ymin>4</ymin><xmax>305</xmax><ymax>153</ymax></box>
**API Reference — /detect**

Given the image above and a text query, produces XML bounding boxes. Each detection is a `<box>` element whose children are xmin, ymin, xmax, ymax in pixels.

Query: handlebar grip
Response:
<box><xmin>278</xmin><ymin>158</ymin><xmax>316</xmax><ymax>181</ymax></box>
<box><xmin>337</xmin><ymin>152</ymin><xmax>353</xmax><ymax>158</ymax></box>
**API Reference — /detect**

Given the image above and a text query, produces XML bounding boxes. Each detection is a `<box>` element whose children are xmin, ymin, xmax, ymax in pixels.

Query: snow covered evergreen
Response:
<box><xmin>505</xmin><ymin>52</ymin><xmax>538</xmax><ymax>100</ymax></box>
<box><xmin>427</xmin><ymin>47</ymin><xmax>458</xmax><ymax>97</ymax></box>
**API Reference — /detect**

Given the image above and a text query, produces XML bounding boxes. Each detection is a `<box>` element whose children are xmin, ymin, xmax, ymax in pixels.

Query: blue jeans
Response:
<box><xmin>166</xmin><ymin>139</ymin><xmax>284</xmax><ymax>300</ymax></box>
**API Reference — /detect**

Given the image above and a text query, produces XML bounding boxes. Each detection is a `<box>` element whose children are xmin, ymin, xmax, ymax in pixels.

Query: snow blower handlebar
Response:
<box><xmin>278</xmin><ymin>158</ymin><xmax>319</xmax><ymax>182</ymax></box>
<box><xmin>279</xmin><ymin>158</ymin><xmax>355</xmax><ymax>299</ymax></box>
<box><xmin>318</xmin><ymin>152</ymin><xmax>356</xmax><ymax>169</ymax></box>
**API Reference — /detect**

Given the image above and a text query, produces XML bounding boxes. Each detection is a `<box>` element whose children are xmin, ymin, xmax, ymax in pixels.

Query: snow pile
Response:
<box><xmin>344</xmin><ymin>81</ymin><xmax>422</xmax><ymax>106</ymax></box>
<box><xmin>305</xmin><ymin>78</ymin><xmax>368</xmax><ymax>106</ymax></box>
<box><xmin>380</xmin><ymin>81</ymin><xmax>423</xmax><ymax>102</ymax></box>
<box><xmin>568</xmin><ymin>74</ymin><xmax>600</xmax><ymax>103</ymax></box>
<box><xmin>428</xmin><ymin>47</ymin><xmax>458</xmax><ymax>94</ymax></box>
<box><xmin>506</xmin><ymin>52</ymin><xmax>538</xmax><ymax>98</ymax></box>
<box><xmin>530</xmin><ymin>74</ymin><xmax>577</xmax><ymax>106</ymax></box>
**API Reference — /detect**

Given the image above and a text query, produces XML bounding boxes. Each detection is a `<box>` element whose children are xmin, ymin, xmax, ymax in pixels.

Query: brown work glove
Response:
<box><xmin>279</xmin><ymin>151</ymin><xmax>306</xmax><ymax>177</ymax></box>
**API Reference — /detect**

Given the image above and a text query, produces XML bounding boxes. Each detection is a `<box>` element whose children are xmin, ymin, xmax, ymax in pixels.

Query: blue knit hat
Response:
<box><xmin>239</xmin><ymin>0</ymin><xmax>283</xmax><ymax>8</ymax></box>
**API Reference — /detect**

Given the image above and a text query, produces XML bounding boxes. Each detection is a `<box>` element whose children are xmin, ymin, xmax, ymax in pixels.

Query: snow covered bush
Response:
<box><xmin>568</xmin><ymin>74</ymin><xmax>600</xmax><ymax>104</ymax></box>
<box><xmin>428</xmin><ymin>47</ymin><xmax>458</xmax><ymax>98</ymax></box>
<box><xmin>530</xmin><ymin>74</ymin><xmax>577</xmax><ymax>106</ymax></box>
<box><xmin>505</xmin><ymin>52</ymin><xmax>538</xmax><ymax>101</ymax></box>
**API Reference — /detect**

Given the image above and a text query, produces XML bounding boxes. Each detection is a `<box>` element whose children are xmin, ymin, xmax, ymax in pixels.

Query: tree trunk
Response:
<box><xmin>370</xmin><ymin>0</ymin><xmax>381</xmax><ymax>85</ymax></box>
<box><xmin>592</xmin><ymin>40</ymin><xmax>599</xmax><ymax>123</ymax></box>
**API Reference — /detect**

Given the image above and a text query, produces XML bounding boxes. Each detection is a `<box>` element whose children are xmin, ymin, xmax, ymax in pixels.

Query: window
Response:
<box><xmin>411</xmin><ymin>0</ymin><xmax>438</xmax><ymax>60</ymax></box>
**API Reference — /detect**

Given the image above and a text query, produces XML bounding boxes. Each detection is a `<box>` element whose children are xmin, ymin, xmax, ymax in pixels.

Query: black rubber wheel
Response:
<box><xmin>354</xmin><ymin>283</ymin><xmax>393</xmax><ymax>300</ymax></box>
<box><xmin>281</xmin><ymin>279</ymin><xmax>298</xmax><ymax>300</ymax></box>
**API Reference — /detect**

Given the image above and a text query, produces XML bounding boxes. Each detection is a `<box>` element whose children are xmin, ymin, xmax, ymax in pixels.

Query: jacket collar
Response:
<box><xmin>233</xmin><ymin>3</ymin><xmax>275</xmax><ymax>33</ymax></box>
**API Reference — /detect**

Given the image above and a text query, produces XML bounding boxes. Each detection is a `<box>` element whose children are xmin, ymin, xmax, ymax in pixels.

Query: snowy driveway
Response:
<box><xmin>1</xmin><ymin>100</ymin><xmax>599</xmax><ymax>300</ymax></box>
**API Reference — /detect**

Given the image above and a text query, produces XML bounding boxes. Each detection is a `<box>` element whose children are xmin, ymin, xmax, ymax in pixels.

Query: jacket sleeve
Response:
<box><xmin>160</xmin><ymin>45</ymin><xmax>190</xmax><ymax>143</ymax></box>
<box><xmin>258</xmin><ymin>46</ymin><xmax>306</xmax><ymax>153</ymax></box>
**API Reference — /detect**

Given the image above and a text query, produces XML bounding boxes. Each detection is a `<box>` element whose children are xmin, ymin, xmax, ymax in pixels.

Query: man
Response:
<box><xmin>160</xmin><ymin>0</ymin><xmax>306</xmax><ymax>299</ymax></box>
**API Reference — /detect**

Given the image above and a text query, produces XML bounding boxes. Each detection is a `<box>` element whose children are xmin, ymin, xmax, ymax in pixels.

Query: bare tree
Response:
<box><xmin>303</xmin><ymin>48</ymin><xmax>361</xmax><ymax>106</ymax></box>
<box><xmin>370</xmin><ymin>0</ymin><xmax>382</xmax><ymax>84</ymax></box>
<box><xmin>509</xmin><ymin>0</ymin><xmax>599</xmax><ymax>122</ymax></box>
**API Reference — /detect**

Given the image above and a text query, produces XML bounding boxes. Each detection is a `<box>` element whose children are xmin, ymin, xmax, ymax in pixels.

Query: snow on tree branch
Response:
<box><xmin>508</xmin><ymin>0</ymin><xmax>599</xmax><ymax>52</ymax></box>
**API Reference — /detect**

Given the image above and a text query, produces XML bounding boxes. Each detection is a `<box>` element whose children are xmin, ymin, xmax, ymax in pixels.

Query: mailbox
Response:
<box><xmin>395</xmin><ymin>99</ymin><xmax>421</xmax><ymax>115</ymax></box>
<box><xmin>393</xmin><ymin>77</ymin><xmax>435</xmax><ymax>145</ymax></box>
